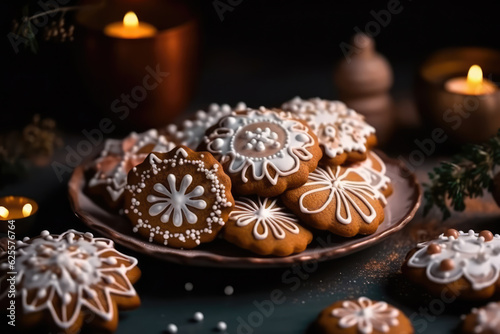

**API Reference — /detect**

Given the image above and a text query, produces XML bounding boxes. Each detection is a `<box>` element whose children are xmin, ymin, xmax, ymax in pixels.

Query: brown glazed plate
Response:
<box><xmin>68</xmin><ymin>151</ymin><xmax>421</xmax><ymax>268</ymax></box>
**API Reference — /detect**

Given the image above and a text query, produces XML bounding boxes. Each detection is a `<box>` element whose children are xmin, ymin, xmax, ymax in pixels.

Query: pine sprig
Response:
<box><xmin>424</xmin><ymin>130</ymin><xmax>500</xmax><ymax>219</ymax></box>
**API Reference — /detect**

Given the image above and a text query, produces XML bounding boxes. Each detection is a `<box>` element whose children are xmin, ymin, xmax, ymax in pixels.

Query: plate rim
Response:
<box><xmin>68</xmin><ymin>151</ymin><xmax>422</xmax><ymax>268</ymax></box>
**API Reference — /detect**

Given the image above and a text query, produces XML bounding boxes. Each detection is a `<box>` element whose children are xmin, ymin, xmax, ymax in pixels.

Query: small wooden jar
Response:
<box><xmin>415</xmin><ymin>47</ymin><xmax>500</xmax><ymax>144</ymax></box>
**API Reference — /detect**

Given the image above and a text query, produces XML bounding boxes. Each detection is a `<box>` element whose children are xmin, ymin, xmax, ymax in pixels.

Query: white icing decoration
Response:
<box><xmin>298</xmin><ymin>166</ymin><xmax>382</xmax><ymax>224</ymax></box>
<box><xmin>332</xmin><ymin>297</ymin><xmax>400</xmax><ymax>334</ymax></box>
<box><xmin>471</xmin><ymin>302</ymin><xmax>500</xmax><ymax>333</ymax></box>
<box><xmin>0</xmin><ymin>230</ymin><xmax>138</xmax><ymax>330</ymax></box>
<box><xmin>203</xmin><ymin>108</ymin><xmax>316</xmax><ymax>185</ymax></box>
<box><xmin>351</xmin><ymin>152</ymin><xmax>391</xmax><ymax>205</ymax></box>
<box><xmin>281</xmin><ymin>97</ymin><xmax>375</xmax><ymax>158</ymax></box>
<box><xmin>407</xmin><ymin>230</ymin><xmax>500</xmax><ymax>290</ymax></box>
<box><xmin>147</xmin><ymin>174</ymin><xmax>207</xmax><ymax>226</ymax></box>
<box><xmin>89</xmin><ymin>129</ymin><xmax>175</xmax><ymax>203</ymax></box>
<box><xmin>230</xmin><ymin>197</ymin><xmax>300</xmax><ymax>240</ymax></box>
<box><xmin>165</xmin><ymin>102</ymin><xmax>247</xmax><ymax>149</ymax></box>
<box><xmin>126</xmin><ymin>147</ymin><xmax>232</xmax><ymax>246</ymax></box>
<box><xmin>244</xmin><ymin>127</ymin><xmax>281</xmax><ymax>151</ymax></box>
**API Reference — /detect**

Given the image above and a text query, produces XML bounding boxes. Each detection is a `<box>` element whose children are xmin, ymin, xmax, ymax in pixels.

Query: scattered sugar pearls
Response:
<box><xmin>216</xmin><ymin>321</ymin><xmax>227</xmax><ymax>331</ymax></box>
<box><xmin>193</xmin><ymin>311</ymin><xmax>204</xmax><ymax>322</ymax></box>
<box><xmin>166</xmin><ymin>323</ymin><xmax>178</xmax><ymax>333</ymax></box>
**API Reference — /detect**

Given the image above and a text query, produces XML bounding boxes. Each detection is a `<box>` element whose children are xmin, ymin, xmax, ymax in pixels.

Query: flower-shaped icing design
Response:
<box><xmin>230</xmin><ymin>197</ymin><xmax>300</xmax><ymax>240</ymax></box>
<box><xmin>203</xmin><ymin>108</ymin><xmax>316</xmax><ymax>185</ymax></box>
<box><xmin>0</xmin><ymin>230</ymin><xmax>139</xmax><ymax>330</ymax></box>
<box><xmin>147</xmin><ymin>174</ymin><xmax>207</xmax><ymax>226</ymax></box>
<box><xmin>407</xmin><ymin>230</ymin><xmax>500</xmax><ymax>290</ymax></box>
<box><xmin>281</xmin><ymin>97</ymin><xmax>375</xmax><ymax>158</ymax></box>
<box><xmin>89</xmin><ymin>129</ymin><xmax>175</xmax><ymax>204</ymax></box>
<box><xmin>166</xmin><ymin>102</ymin><xmax>247</xmax><ymax>149</ymax></box>
<box><xmin>471</xmin><ymin>302</ymin><xmax>500</xmax><ymax>333</ymax></box>
<box><xmin>299</xmin><ymin>166</ymin><xmax>382</xmax><ymax>224</ymax></box>
<box><xmin>332</xmin><ymin>297</ymin><xmax>400</xmax><ymax>334</ymax></box>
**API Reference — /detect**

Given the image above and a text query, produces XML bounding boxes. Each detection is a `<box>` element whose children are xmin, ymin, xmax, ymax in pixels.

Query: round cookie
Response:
<box><xmin>124</xmin><ymin>146</ymin><xmax>234</xmax><ymax>248</ymax></box>
<box><xmin>314</xmin><ymin>297</ymin><xmax>414</xmax><ymax>334</ymax></box>
<box><xmin>461</xmin><ymin>302</ymin><xmax>500</xmax><ymax>334</ymax></box>
<box><xmin>402</xmin><ymin>229</ymin><xmax>500</xmax><ymax>301</ymax></box>
<box><xmin>350</xmin><ymin>151</ymin><xmax>393</xmax><ymax>198</ymax></box>
<box><xmin>223</xmin><ymin>196</ymin><xmax>313</xmax><ymax>256</ymax></box>
<box><xmin>0</xmin><ymin>230</ymin><xmax>141</xmax><ymax>334</ymax></box>
<box><xmin>86</xmin><ymin>129</ymin><xmax>175</xmax><ymax>211</ymax></box>
<box><xmin>281</xmin><ymin>97</ymin><xmax>377</xmax><ymax>166</ymax></box>
<box><xmin>281</xmin><ymin>165</ymin><xmax>385</xmax><ymax>237</ymax></box>
<box><xmin>166</xmin><ymin>102</ymin><xmax>247</xmax><ymax>149</ymax></box>
<box><xmin>199</xmin><ymin>107</ymin><xmax>322</xmax><ymax>197</ymax></box>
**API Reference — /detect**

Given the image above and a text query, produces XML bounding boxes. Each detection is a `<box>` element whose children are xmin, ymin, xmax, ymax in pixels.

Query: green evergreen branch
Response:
<box><xmin>424</xmin><ymin>130</ymin><xmax>500</xmax><ymax>219</ymax></box>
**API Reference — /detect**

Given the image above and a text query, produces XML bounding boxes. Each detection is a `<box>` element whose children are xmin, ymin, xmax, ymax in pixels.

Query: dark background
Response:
<box><xmin>2</xmin><ymin>0</ymin><xmax>500</xmax><ymax>133</ymax></box>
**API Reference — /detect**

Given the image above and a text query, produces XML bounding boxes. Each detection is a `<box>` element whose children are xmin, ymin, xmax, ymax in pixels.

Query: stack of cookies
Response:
<box><xmin>85</xmin><ymin>98</ymin><xmax>393</xmax><ymax>256</ymax></box>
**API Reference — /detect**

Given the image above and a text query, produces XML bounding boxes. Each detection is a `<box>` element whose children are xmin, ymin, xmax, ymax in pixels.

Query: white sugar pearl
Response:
<box><xmin>166</xmin><ymin>323</ymin><xmax>178</xmax><ymax>333</ymax></box>
<box><xmin>193</xmin><ymin>311</ymin><xmax>204</xmax><ymax>322</ymax></box>
<box><xmin>184</xmin><ymin>282</ymin><xmax>193</xmax><ymax>291</ymax></box>
<box><xmin>216</xmin><ymin>321</ymin><xmax>227</xmax><ymax>331</ymax></box>
<box><xmin>224</xmin><ymin>285</ymin><xmax>234</xmax><ymax>296</ymax></box>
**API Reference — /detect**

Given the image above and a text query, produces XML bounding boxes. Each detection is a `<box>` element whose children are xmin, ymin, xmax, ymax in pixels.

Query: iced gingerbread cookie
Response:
<box><xmin>0</xmin><ymin>230</ymin><xmax>141</xmax><ymax>334</ymax></box>
<box><xmin>350</xmin><ymin>151</ymin><xmax>392</xmax><ymax>198</ymax></box>
<box><xmin>124</xmin><ymin>146</ymin><xmax>234</xmax><ymax>248</ymax></box>
<box><xmin>200</xmin><ymin>107</ymin><xmax>322</xmax><ymax>197</ymax></box>
<box><xmin>281</xmin><ymin>165</ymin><xmax>385</xmax><ymax>237</ymax></box>
<box><xmin>281</xmin><ymin>97</ymin><xmax>377</xmax><ymax>166</ymax></box>
<box><xmin>461</xmin><ymin>302</ymin><xmax>500</xmax><ymax>334</ymax></box>
<box><xmin>223</xmin><ymin>196</ymin><xmax>313</xmax><ymax>256</ymax></box>
<box><xmin>86</xmin><ymin>129</ymin><xmax>175</xmax><ymax>211</ymax></box>
<box><xmin>314</xmin><ymin>297</ymin><xmax>414</xmax><ymax>334</ymax></box>
<box><xmin>166</xmin><ymin>102</ymin><xmax>247</xmax><ymax>149</ymax></box>
<box><xmin>402</xmin><ymin>229</ymin><xmax>500</xmax><ymax>300</ymax></box>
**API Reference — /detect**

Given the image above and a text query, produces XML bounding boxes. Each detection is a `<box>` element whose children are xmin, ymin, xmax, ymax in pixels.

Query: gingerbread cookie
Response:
<box><xmin>314</xmin><ymin>297</ymin><xmax>414</xmax><ymax>334</ymax></box>
<box><xmin>0</xmin><ymin>230</ymin><xmax>141</xmax><ymax>334</ymax></box>
<box><xmin>350</xmin><ymin>151</ymin><xmax>392</xmax><ymax>198</ymax></box>
<box><xmin>224</xmin><ymin>196</ymin><xmax>313</xmax><ymax>256</ymax></box>
<box><xmin>124</xmin><ymin>146</ymin><xmax>234</xmax><ymax>248</ymax></box>
<box><xmin>86</xmin><ymin>129</ymin><xmax>175</xmax><ymax>211</ymax></box>
<box><xmin>281</xmin><ymin>165</ymin><xmax>385</xmax><ymax>237</ymax></box>
<box><xmin>281</xmin><ymin>97</ymin><xmax>377</xmax><ymax>166</ymax></box>
<box><xmin>461</xmin><ymin>302</ymin><xmax>500</xmax><ymax>334</ymax></box>
<box><xmin>166</xmin><ymin>102</ymin><xmax>247</xmax><ymax>149</ymax></box>
<box><xmin>200</xmin><ymin>107</ymin><xmax>322</xmax><ymax>197</ymax></box>
<box><xmin>402</xmin><ymin>229</ymin><xmax>500</xmax><ymax>300</ymax></box>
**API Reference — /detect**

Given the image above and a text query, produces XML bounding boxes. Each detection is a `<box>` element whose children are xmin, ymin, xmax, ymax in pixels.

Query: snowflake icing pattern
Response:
<box><xmin>332</xmin><ymin>297</ymin><xmax>399</xmax><ymax>334</ymax></box>
<box><xmin>147</xmin><ymin>174</ymin><xmax>207</xmax><ymax>226</ymax></box>
<box><xmin>0</xmin><ymin>230</ymin><xmax>138</xmax><ymax>329</ymax></box>
<box><xmin>231</xmin><ymin>197</ymin><xmax>300</xmax><ymax>240</ymax></box>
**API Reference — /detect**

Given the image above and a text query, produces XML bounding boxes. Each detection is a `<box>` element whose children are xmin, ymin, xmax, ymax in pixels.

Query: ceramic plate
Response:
<box><xmin>68</xmin><ymin>152</ymin><xmax>421</xmax><ymax>268</ymax></box>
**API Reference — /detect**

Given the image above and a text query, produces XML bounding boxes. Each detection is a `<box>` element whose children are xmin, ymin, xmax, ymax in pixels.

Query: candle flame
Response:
<box><xmin>0</xmin><ymin>206</ymin><xmax>9</xmax><ymax>219</ymax></box>
<box><xmin>22</xmin><ymin>203</ymin><xmax>33</xmax><ymax>217</ymax></box>
<box><xmin>123</xmin><ymin>11</ymin><xmax>139</xmax><ymax>28</ymax></box>
<box><xmin>467</xmin><ymin>65</ymin><xmax>483</xmax><ymax>86</ymax></box>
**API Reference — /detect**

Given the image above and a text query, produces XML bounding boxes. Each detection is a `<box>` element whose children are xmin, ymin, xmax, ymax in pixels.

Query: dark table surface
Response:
<box><xmin>2</xmin><ymin>53</ymin><xmax>500</xmax><ymax>334</ymax></box>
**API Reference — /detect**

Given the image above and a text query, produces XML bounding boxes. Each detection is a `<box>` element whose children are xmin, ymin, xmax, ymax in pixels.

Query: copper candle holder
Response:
<box><xmin>0</xmin><ymin>196</ymin><xmax>39</xmax><ymax>235</ymax></box>
<box><xmin>415</xmin><ymin>47</ymin><xmax>500</xmax><ymax>144</ymax></box>
<box><xmin>76</xmin><ymin>0</ymin><xmax>200</xmax><ymax>131</ymax></box>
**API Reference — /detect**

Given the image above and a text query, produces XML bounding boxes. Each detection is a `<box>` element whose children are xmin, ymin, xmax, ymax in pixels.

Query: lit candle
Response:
<box><xmin>104</xmin><ymin>11</ymin><xmax>157</xmax><ymax>39</ymax></box>
<box><xmin>444</xmin><ymin>65</ymin><xmax>497</xmax><ymax>95</ymax></box>
<box><xmin>0</xmin><ymin>196</ymin><xmax>38</xmax><ymax>221</ymax></box>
